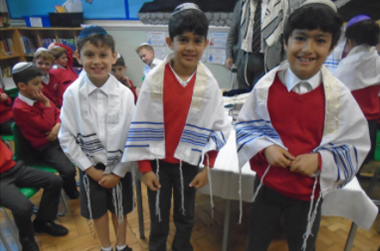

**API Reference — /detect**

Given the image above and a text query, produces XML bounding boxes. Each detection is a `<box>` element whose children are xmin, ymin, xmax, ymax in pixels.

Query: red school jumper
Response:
<box><xmin>0</xmin><ymin>87</ymin><xmax>13</xmax><ymax>124</ymax></box>
<box><xmin>0</xmin><ymin>140</ymin><xmax>16</xmax><ymax>174</ymax></box>
<box><xmin>351</xmin><ymin>85</ymin><xmax>380</xmax><ymax>120</ymax></box>
<box><xmin>12</xmin><ymin>98</ymin><xmax>61</xmax><ymax>149</ymax></box>
<box><xmin>42</xmin><ymin>71</ymin><xmax>63</xmax><ymax>107</ymax></box>
<box><xmin>139</xmin><ymin>63</ymin><xmax>218</xmax><ymax>172</ymax></box>
<box><xmin>250</xmin><ymin>74</ymin><xmax>325</xmax><ymax>201</ymax></box>
<box><xmin>51</xmin><ymin>43</ymin><xmax>78</xmax><ymax>96</ymax></box>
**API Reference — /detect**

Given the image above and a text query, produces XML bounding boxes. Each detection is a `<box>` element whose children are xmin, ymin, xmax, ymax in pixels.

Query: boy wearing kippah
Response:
<box><xmin>34</xmin><ymin>48</ymin><xmax>64</xmax><ymax>107</ymax></box>
<box><xmin>135</xmin><ymin>42</ymin><xmax>162</xmax><ymax>77</ymax></box>
<box><xmin>123</xmin><ymin>3</ymin><xmax>230</xmax><ymax>251</ymax></box>
<box><xmin>236</xmin><ymin>1</ymin><xmax>370</xmax><ymax>250</ymax></box>
<box><xmin>12</xmin><ymin>62</ymin><xmax>79</xmax><ymax>200</ymax></box>
<box><xmin>58</xmin><ymin>26</ymin><xmax>135</xmax><ymax>251</ymax></box>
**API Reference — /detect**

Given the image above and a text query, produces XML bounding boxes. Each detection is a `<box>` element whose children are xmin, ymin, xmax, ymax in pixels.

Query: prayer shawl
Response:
<box><xmin>122</xmin><ymin>53</ymin><xmax>231</xmax><ymax>166</ymax></box>
<box><xmin>333</xmin><ymin>45</ymin><xmax>380</xmax><ymax>91</ymax></box>
<box><xmin>59</xmin><ymin>73</ymin><xmax>135</xmax><ymax>177</ymax></box>
<box><xmin>236</xmin><ymin>61</ymin><xmax>370</xmax><ymax>249</ymax></box>
<box><xmin>236</xmin><ymin>61</ymin><xmax>370</xmax><ymax>195</ymax></box>
<box><xmin>241</xmin><ymin>0</ymin><xmax>289</xmax><ymax>52</ymax></box>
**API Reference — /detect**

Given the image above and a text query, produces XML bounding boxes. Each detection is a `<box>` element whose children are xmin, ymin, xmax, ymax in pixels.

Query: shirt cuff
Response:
<box><xmin>112</xmin><ymin>162</ymin><xmax>128</xmax><ymax>177</ymax></box>
<box><xmin>76</xmin><ymin>157</ymin><xmax>93</xmax><ymax>172</ymax></box>
<box><xmin>202</xmin><ymin>150</ymin><xmax>218</xmax><ymax>167</ymax></box>
<box><xmin>138</xmin><ymin>160</ymin><xmax>152</xmax><ymax>173</ymax></box>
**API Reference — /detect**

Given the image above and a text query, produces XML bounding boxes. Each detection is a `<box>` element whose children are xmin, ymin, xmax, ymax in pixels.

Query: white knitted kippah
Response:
<box><xmin>300</xmin><ymin>0</ymin><xmax>337</xmax><ymax>12</ymax></box>
<box><xmin>12</xmin><ymin>62</ymin><xmax>34</xmax><ymax>74</ymax></box>
<box><xmin>171</xmin><ymin>3</ymin><xmax>202</xmax><ymax>16</ymax></box>
<box><xmin>36</xmin><ymin>47</ymin><xmax>48</xmax><ymax>52</ymax></box>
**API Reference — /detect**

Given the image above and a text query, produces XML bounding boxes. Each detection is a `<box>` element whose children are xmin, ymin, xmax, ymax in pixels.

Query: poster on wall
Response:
<box><xmin>153</xmin><ymin>46</ymin><xmax>166</xmax><ymax>60</ymax></box>
<box><xmin>208</xmin><ymin>32</ymin><xmax>227</xmax><ymax>49</ymax></box>
<box><xmin>207</xmin><ymin>48</ymin><xmax>226</xmax><ymax>65</ymax></box>
<box><xmin>146</xmin><ymin>31</ymin><xmax>166</xmax><ymax>47</ymax></box>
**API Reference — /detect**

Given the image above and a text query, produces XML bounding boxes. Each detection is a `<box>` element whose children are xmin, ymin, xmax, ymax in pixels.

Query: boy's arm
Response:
<box><xmin>55</xmin><ymin>42</ymin><xmax>74</xmax><ymax>68</ymax></box>
<box><xmin>58</xmin><ymin>92</ymin><xmax>93</xmax><ymax>172</ymax></box>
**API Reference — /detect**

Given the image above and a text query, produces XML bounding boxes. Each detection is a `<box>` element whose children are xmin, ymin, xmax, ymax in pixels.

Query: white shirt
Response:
<box><xmin>144</xmin><ymin>58</ymin><xmax>163</xmax><ymax>76</ymax></box>
<box><xmin>169</xmin><ymin>63</ymin><xmax>196</xmax><ymax>87</ymax></box>
<box><xmin>278</xmin><ymin>68</ymin><xmax>322</xmax><ymax>94</ymax></box>
<box><xmin>41</xmin><ymin>74</ymin><xmax>50</xmax><ymax>84</ymax></box>
<box><xmin>18</xmin><ymin>93</ymin><xmax>36</xmax><ymax>106</ymax></box>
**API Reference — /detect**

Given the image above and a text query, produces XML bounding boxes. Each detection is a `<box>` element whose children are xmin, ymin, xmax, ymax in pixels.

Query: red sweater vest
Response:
<box><xmin>0</xmin><ymin>140</ymin><xmax>16</xmax><ymax>174</ymax></box>
<box><xmin>250</xmin><ymin>75</ymin><xmax>325</xmax><ymax>200</ymax></box>
<box><xmin>12</xmin><ymin>98</ymin><xmax>61</xmax><ymax>149</ymax></box>
<box><xmin>351</xmin><ymin>85</ymin><xmax>380</xmax><ymax>120</ymax></box>
<box><xmin>138</xmin><ymin>64</ymin><xmax>217</xmax><ymax>172</ymax></box>
<box><xmin>0</xmin><ymin>87</ymin><xmax>13</xmax><ymax>124</ymax></box>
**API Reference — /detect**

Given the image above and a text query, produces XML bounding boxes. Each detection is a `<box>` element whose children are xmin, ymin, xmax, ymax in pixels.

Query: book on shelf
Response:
<box><xmin>20</xmin><ymin>36</ymin><xmax>37</xmax><ymax>55</ymax></box>
<box><xmin>58</xmin><ymin>38</ymin><xmax>76</xmax><ymax>54</ymax></box>
<box><xmin>0</xmin><ymin>38</ymin><xmax>15</xmax><ymax>57</ymax></box>
<box><xmin>41</xmin><ymin>38</ymin><xmax>57</xmax><ymax>49</ymax></box>
<box><xmin>1</xmin><ymin>66</ymin><xmax>11</xmax><ymax>78</ymax></box>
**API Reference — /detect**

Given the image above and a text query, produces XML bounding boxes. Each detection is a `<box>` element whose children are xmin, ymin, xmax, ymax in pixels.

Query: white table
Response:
<box><xmin>198</xmin><ymin>130</ymin><xmax>379</xmax><ymax>251</ymax></box>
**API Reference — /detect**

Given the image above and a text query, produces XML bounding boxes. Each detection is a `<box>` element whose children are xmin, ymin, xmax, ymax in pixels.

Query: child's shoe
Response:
<box><xmin>115</xmin><ymin>245</ymin><xmax>132</xmax><ymax>251</ymax></box>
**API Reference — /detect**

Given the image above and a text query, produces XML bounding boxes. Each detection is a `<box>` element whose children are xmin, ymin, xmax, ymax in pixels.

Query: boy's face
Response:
<box><xmin>55</xmin><ymin>53</ymin><xmax>68</xmax><ymax>68</ymax></box>
<box><xmin>166</xmin><ymin>31</ymin><xmax>208</xmax><ymax>76</ymax></box>
<box><xmin>111</xmin><ymin>65</ymin><xmax>127</xmax><ymax>81</ymax></box>
<box><xmin>285</xmin><ymin>29</ymin><xmax>334</xmax><ymax>80</ymax></box>
<box><xmin>18</xmin><ymin>76</ymin><xmax>43</xmax><ymax>100</ymax></box>
<box><xmin>35</xmin><ymin>58</ymin><xmax>53</xmax><ymax>76</ymax></box>
<box><xmin>138</xmin><ymin>48</ymin><xmax>154</xmax><ymax>66</ymax></box>
<box><xmin>75</xmin><ymin>41</ymin><xmax>117</xmax><ymax>87</ymax></box>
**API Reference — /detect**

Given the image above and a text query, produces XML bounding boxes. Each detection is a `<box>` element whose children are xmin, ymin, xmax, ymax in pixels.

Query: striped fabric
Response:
<box><xmin>251</xmin><ymin>1</ymin><xmax>261</xmax><ymax>53</ymax></box>
<box><xmin>125</xmin><ymin>122</ymin><xmax>165</xmax><ymax>146</ymax></box>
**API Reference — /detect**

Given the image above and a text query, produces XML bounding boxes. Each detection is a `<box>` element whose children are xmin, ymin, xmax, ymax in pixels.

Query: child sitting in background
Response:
<box><xmin>236</xmin><ymin>1</ymin><xmax>370</xmax><ymax>250</ymax></box>
<box><xmin>135</xmin><ymin>42</ymin><xmax>162</xmax><ymax>77</ymax></box>
<box><xmin>34</xmin><ymin>48</ymin><xmax>63</xmax><ymax>107</ymax></box>
<box><xmin>333</xmin><ymin>15</ymin><xmax>380</xmax><ymax>165</ymax></box>
<box><xmin>11</xmin><ymin>62</ymin><xmax>79</xmax><ymax>199</ymax></box>
<box><xmin>111</xmin><ymin>53</ymin><xmax>137</xmax><ymax>102</ymax></box>
<box><xmin>0</xmin><ymin>87</ymin><xmax>14</xmax><ymax>135</ymax></box>
<box><xmin>49</xmin><ymin>42</ymin><xmax>78</xmax><ymax>93</ymax></box>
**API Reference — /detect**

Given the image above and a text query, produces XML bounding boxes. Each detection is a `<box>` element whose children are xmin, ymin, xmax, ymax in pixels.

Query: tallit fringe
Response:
<box><xmin>205</xmin><ymin>153</ymin><xmax>215</xmax><ymax>219</ymax></box>
<box><xmin>179</xmin><ymin>160</ymin><xmax>186</xmax><ymax>215</ymax></box>
<box><xmin>155</xmin><ymin>158</ymin><xmax>162</xmax><ymax>222</ymax></box>
<box><xmin>83</xmin><ymin>175</ymin><xmax>96</xmax><ymax>238</ymax></box>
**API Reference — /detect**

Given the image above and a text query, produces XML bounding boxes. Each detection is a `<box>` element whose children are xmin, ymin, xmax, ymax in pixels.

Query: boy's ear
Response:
<box><xmin>123</xmin><ymin>65</ymin><xmax>127</xmax><ymax>71</ymax></box>
<box><xmin>17</xmin><ymin>82</ymin><xmax>26</xmax><ymax>91</ymax></box>
<box><xmin>283</xmin><ymin>39</ymin><xmax>288</xmax><ymax>52</ymax></box>
<box><xmin>74</xmin><ymin>50</ymin><xmax>82</xmax><ymax>65</ymax></box>
<box><xmin>166</xmin><ymin>37</ymin><xmax>173</xmax><ymax>50</ymax></box>
<box><xmin>112</xmin><ymin>51</ymin><xmax>118</xmax><ymax>65</ymax></box>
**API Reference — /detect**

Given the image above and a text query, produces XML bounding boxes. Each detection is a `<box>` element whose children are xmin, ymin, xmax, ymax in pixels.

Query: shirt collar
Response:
<box><xmin>168</xmin><ymin>62</ymin><xmax>196</xmax><ymax>86</ymax></box>
<box><xmin>150</xmin><ymin>58</ymin><xmax>159</xmax><ymax>69</ymax></box>
<box><xmin>284</xmin><ymin>68</ymin><xmax>321</xmax><ymax>92</ymax></box>
<box><xmin>41</xmin><ymin>73</ymin><xmax>50</xmax><ymax>84</ymax></box>
<box><xmin>18</xmin><ymin>93</ymin><xmax>36</xmax><ymax>106</ymax></box>
<box><xmin>86</xmin><ymin>74</ymin><xmax>116</xmax><ymax>96</ymax></box>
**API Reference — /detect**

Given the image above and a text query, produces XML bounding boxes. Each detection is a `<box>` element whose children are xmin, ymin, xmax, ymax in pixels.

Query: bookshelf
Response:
<box><xmin>0</xmin><ymin>27</ymin><xmax>82</xmax><ymax>80</ymax></box>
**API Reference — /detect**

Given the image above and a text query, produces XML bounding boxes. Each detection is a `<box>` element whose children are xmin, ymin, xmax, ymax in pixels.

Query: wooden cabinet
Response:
<box><xmin>0</xmin><ymin>27</ymin><xmax>82</xmax><ymax>78</ymax></box>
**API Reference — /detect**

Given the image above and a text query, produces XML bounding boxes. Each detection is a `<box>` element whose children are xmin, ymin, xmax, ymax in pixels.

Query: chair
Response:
<box><xmin>11</xmin><ymin>123</ymin><xmax>68</xmax><ymax>216</ymax></box>
<box><xmin>1</xmin><ymin>135</ymin><xmax>14</xmax><ymax>151</ymax></box>
<box><xmin>0</xmin><ymin>187</ymin><xmax>37</xmax><ymax>251</ymax></box>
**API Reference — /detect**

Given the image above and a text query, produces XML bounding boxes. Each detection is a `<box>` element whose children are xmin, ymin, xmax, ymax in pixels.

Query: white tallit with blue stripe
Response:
<box><xmin>122</xmin><ymin>53</ymin><xmax>231</xmax><ymax>166</ymax></box>
<box><xmin>236</xmin><ymin>61</ymin><xmax>370</xmax><ymax>195</ymax></box>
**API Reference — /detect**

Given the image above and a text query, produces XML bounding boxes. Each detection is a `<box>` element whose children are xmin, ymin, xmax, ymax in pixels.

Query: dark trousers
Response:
<box><xmin>0</xmin><ymin>118</ymin><xmax>14</xmax><ymax>135</ymax></box>
<box><xmin>237</xmin><ymin>52</ymin><xmax>265</xmax><ymax>90</ymax></box>
<box><xmin>246</xmin><ymin>182</ymin><xmax>322</xmax><ymax>251</ymax></box>
<box><xmin>147</xmin><ymin>160</ymin><xmax>199</xmax><ymax>251</ymax></box>
<box><xmin>37</xmin><ymin>140</ymin><xmax>77</xmax><ymax>196</ymax></box>
<box><xmin>0</xmin><ymin>162</ymin><xmax>62</xmax><ymax>238</ymax></box>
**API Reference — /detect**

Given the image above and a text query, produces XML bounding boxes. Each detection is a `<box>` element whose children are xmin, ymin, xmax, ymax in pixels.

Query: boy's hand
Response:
<box><xmin>32</xmin><ymin>90</ymin><xmax>50</xmax><ymax>107</ymax></box>
<box><xmin>142</xmin><ymin>171</ymin><xmax>161</xmax><ymax>191</ymax></box>
<box><xmin>47</xmin><ymin>42</ymin><xmax>56</xmax><ymax>51</ymax></box>
<box><xmin>1</xmin><ymin>93</ymin><xmax>8</xmax><ymax>102</ymax></box>
<box><xmin>46</xmin><ymin>123</ymin><xmax>60</xmax><ymax>141</ymax></box>
<box><xmin>120</xmin><ymin>76</ymin><xmax>131</xmax><ymax>88</ymax></box>
<box><xmin>264</xmin><ymin>145</ymin><xmax>295</xmax><ymax>168</ymax></box>
<box><xmin>289</xmin><ymin>153</ymin><xmax>319</xmax><ymax>176</ymax></box>
<box><xmin>85</xmin><ymin>166</ymin><xmax>105</xmax><ymax>182</ymax></box>
<box><xmin>98</xmin><ymin>173</ymin><xmax>121</xmax><ymax>189</ymax></box>
<box><xmin>189</xmin><ymin>168</ymin><xmax>209</xmax><ymax>189</ymax></box>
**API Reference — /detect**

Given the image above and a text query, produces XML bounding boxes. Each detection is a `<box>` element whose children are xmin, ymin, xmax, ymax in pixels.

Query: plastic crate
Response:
<box><xmin>23</xmin><ymin>15</ymin><xmax>51</xmax><ymax>27</ymax></box>
<box><xmin>49</xmin><ymin>12</ymin><xmax>83</xmax><ymax>27</ymax></box>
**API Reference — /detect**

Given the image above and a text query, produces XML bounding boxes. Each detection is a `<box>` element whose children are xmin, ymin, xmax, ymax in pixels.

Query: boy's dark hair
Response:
<box><xmin>168</xmin><ymin>9</ymin><xmax>209</xmax><ymax>40</ymax></box>
<box><xmin>13</xmin><ymin>66</ymin><xmax>42</xmax><ymax>89</ymax></box>
<box><xmin>113</xmin><ymin>54</ymin><xmax>125</xmax><ymax>67</ymax></box>
<box><xmin>346</xmin><ymin>19</ymin><xmax>380</xmax><ymax>47</ymax></box>
<box><xmin>283</xmin><ymin>3</ymin><xmax>343</xmax><ymax>50</ymax></box>
<box><xmin>76</xmin><ymin>33</ymin><xmax>115</xmax><ymax>54</ymax></box>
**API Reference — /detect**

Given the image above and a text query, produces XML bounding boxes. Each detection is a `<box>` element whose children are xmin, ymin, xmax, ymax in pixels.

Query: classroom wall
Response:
<box><xmin>102</xmin><ymin>24</ymin><xmax>232</xmax><ymax>89</ymax></box>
